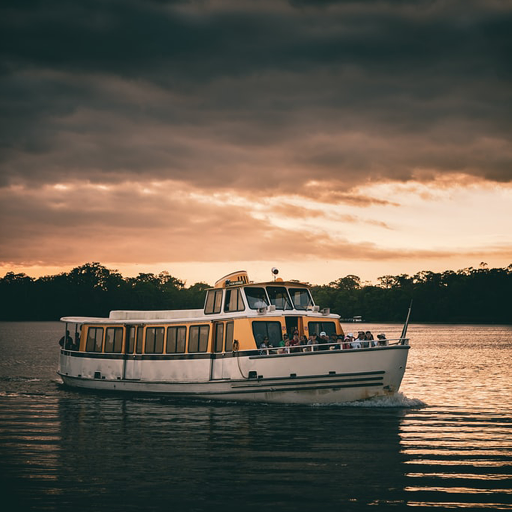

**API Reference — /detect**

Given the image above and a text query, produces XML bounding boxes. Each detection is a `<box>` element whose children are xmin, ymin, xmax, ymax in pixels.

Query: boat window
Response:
<box><xmin>85</xmin><ymin>327</ymin><xmax>103</xmax><ymax>352</ymax></box>
<box><xmin>266</xmin><ymin>286</ymin><xmax>293</xmax><ymax>310</ymax></box>
<box><xmin>127</xmin><ymin>326</ymin><xmax>135</xmax><ymax>353</ymax></box>
<box><xmin>145</xmin><ymin>327</ymin><xmax>165</xmax><ymax>354</ymax></box>
<box><xmin>188</xmin><ymin>325</ymin><xmax>210</xmax><ymax>353</ymax></box>
<box><xmin>205</xmin><ymin>289</ymin><xmax>223</xmax><ymax>314</ymax></box>
<box><xmin>308</xmin><ymin>321</ymin><xmax>336</xmax><ymax>337</ymax></box>
<box><xmin>252</xmin><ymin>321</ymin><xmax>282</xmax><ymax>347</ymax></box>
<box><xmin>225</xmin><ymin>321</ymin><xmax>234</xmax><ymax>352</ymax></box>
<box><xmin>214</xmin><ymin>323</ymin><xmax>224</xmax><ymax>352</ymax></box>
<box><xmin>136</xmin><ymin>326</ymin><xmax>144</xmax><ymax>354</ymax></box>
<box><xmin>245</xmin><ymin>287</ymin><xmax>269</xmax><ymax>310</ymax></box>
<box><xmin>166</xmin><ymin>326</ymin><xmax>186</xmax><ymax>353</ymax></box>
<box><xmin>224</xmin><ymin>288</ymin><xmax>245</xmax><ymax>312</ymax></box>
<box><xmin>105</xmin><ymin>327</ymin><xmax>123</xmax><ymax>353</ymax></box>
<box><xmin>289</xmin><ymin>288</ymin><xmax>313</xmax><ymax>310</ymax></box>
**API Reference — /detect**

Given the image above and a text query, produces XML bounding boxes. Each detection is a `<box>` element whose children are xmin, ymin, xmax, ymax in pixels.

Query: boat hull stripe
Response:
<box><xmin>59</xmin><ymin>374</ymin><xmax>384</xmax><ymax>396</ymax></box>
<box><xmin>231</xmin><ymin>376</ymin><xmax>383</xmax><ymax>389</ymax></box>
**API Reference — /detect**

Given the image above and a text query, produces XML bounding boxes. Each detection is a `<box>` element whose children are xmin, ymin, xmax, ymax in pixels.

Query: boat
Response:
<box><xmin>58</xmin><ymin>269</ymin><xmax>410</xmax><ymax>404</ymax></box>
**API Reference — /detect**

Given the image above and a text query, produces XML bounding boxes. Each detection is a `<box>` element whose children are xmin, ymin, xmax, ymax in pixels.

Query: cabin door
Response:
<box><xmin>285</xmin><ymin>316</ymin><xmax>299</xmax><ymax>337</ymax></box>
<box><xmin>123</xmin><ymin>325</ymin><xmax>143</xmax><ymax>380</ymax></box>
<box><xmin>210</xmin><ymin>322</ymin><xmax>225</xmax><ymax>380</ymax></box>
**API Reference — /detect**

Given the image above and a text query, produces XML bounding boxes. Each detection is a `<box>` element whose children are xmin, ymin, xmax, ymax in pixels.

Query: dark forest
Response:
<box><xmin>0</xmin><ymin>262</ymin><xmax>510</xmax><ymax>323</ymax></box>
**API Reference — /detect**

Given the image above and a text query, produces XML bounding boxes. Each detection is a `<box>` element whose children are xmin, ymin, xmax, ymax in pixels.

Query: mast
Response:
<box><xmin>400</xmin><ymin>300</ymin><xmax>413</xmax><ymax>341</ymax></box>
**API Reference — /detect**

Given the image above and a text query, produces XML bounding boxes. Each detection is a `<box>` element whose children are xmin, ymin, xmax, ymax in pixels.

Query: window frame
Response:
<box><xmin>205</xmin><ymin>289</ymin><xmax>223</xmax><ymax>314</ymax></box>
<box><xmin>127</xmin><ymin>326</ymin><xmax>136</xmax><ymax>354</ymax></box>
<box><xmin>289</xmin><ymin>287</ymin><xmax>313</xmax><ymax>310</ymax></box>
<box><xmin>308</xmin><ymin>321</ymin><xmax>337</xmax><ymax>337</ymax></box>
<box><xmin>245</xmin><ymin>287</ymin><xmax>270</xmax><ymax>310</ymax></box>
<box><xmin>145</xmin><ymin>326</ymin><xmax>165</xmax><ymax>354</ymax></box>
<box><xmin>225</xmin><ymin>321</ymin><xmax>234</xmax><ymax>352</ymax></box>
<box><xmin>105</xmin><ymin>327</ymin><xmax>124</xmax><ymax>353</ymax></box>
<box><xmin>224</xmin><ymin>288</ymin><xmax>245</xmax><ymax>312</ymax></box>
<box><xmin>166</xmin><ymin>326</ymin><xmax>187</xmax><ymax>354</ymax></box>
<box><xmin>136</xmin><ymin>326</ymin><xmax>144</xmax><ymax>354</ymax></box>
<box><xmin>85</xmin><ymin>326</ymin><xmax>104</xmax><ymax>352</ymax></box>
<box><xmin>188</xmin><ymin>325</ymin><xmax>210</xmax><ymax>353</ymax></box>
<box><xmin>251</xmin><ymin>321</ymin><xmax>283</xmax><ymax>348</ymax></box>
<box><xmin>214</xmin><ymin>323</ymin><xmax>224</xmax><ymax>352</ymax></box>
<box><xmin>266</xmin><ymin>286</ymin><xmax>293</xmax><ymax>310</ymax></box>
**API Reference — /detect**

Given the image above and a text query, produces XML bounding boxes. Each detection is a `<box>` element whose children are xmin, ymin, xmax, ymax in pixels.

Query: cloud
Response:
<box><xmin>1</xmin><ymin>0</ymin><xmax>511</xmax><ymax>196</ymax></box>
<box><xmin>1</xmin><ymin>180</ymin><xmax>510</xmax><ymax>274</ymax></box>
<box><xmin>0</xmin><ymin>180</ymin><xmax>386</xmax><ymax>265</ymax></box>
<box><xmin>1</xmin><ymin>0</ymin><xmax>512</xmax><ymax>283</ymax></box>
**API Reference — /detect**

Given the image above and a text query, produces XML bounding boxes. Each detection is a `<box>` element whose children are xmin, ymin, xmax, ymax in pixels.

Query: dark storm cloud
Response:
<box><xmin>1</xmin><ymin>0</ymin><xmax>511</xmax><ymax>191</ymax></box>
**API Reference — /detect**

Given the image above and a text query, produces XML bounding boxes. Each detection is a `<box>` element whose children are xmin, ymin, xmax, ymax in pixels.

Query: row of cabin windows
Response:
<box><xmin>205</xmin><ymin>286</ymin><xmax>313</xmax><ymax>315</ymax></box>
<box><xmin>84</xmin><ymin>320</ymin><xmax>335</xmax><ymax>354</ymax></box>
<box><xmin>86</xmin><ymin>323</ymin><xmax>234</xmax><ymax>354</ymax></box>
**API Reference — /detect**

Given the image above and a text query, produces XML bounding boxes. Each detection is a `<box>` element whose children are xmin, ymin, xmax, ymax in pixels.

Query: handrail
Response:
<box><xmin>248</xmin><ymin>338</ymin><xmax>409</xmax><ymax>356</ymax></box>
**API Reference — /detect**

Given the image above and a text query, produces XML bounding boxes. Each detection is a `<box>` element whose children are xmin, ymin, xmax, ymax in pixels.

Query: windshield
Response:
<box><xmin>266</xmin><ymin>286</ymin><xmax>293</xmax><ymax>310</ymax></box>
<box><xmin>289</xmin><ymin>288</ymin><xmax>313</xmax><ymax>310</ymax></box>
<box><xmin>245</xmin><ymin>287</ymin><xmax>269</xmax><ymax>309</ymax></box>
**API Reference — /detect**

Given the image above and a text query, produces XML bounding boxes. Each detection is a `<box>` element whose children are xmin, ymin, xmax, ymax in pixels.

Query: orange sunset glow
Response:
<box><xmin>1</xmin><ymin>0</ymin><xmax>511</xmax><ymax>286</ymax></box>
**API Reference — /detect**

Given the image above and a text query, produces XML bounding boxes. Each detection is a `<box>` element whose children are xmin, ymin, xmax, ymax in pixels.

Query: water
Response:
<box><xmin>1</xmin><ymin>322</ymin><xmax>511</xmax><ymax>511</ymax></box>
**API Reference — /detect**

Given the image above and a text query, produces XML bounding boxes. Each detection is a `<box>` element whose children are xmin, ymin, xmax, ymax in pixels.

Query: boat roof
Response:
<box><xmin>247</xmin><ymin>279</ymin><xmax>309</xmax><ymax>287</ymax></box>
<box><xmin>61</xmin><ymin>308</ymin><xmax>205</xmax><ymax>325</ymax></box>
<box><xmin>212</xmin><ymin>269</ymin><xmax>310</xmax><ymax>289</ymax></box>
<box><xmin>61</xmin><ymin>311</ymin><xmax>340</xmax><ymax>325</ymax></box>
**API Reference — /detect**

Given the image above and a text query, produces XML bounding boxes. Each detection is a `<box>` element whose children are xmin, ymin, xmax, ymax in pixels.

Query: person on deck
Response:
<box><xmin>73</xmin><ymin>331</ymin><xmax>80</xmax><ymax>350</ymax></box>
<box><xmin>289</xmin><ymin>333</ymin><xmax>301</xmax><ymax>353</ymax></box>
<box><xmin>259</xmin><ymin>337</ymin><xmax>270</xmax><ymax>355</ymax></box>
<box><xmin>377</xmin><ymin>333</ymin><xmax>388</xmax><ymax>346</ymax></box>
<box><xmin>318</xmin><ymin>331</ymin><xmax>330</xmax><ymax>350</ymax></box>
<box><xmin>59</xmin><ymin>330</ymin><xmax>73</xmax><ymax>349</ymax></box>
<box><xmin>307</xmin><ymin>333</ymin><xmax>318</xmax><ymax>351</ymax></box>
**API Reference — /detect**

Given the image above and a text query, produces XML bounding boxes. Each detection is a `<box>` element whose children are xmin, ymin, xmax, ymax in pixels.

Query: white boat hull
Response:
<box><xmin>58</xmin><ymin>346</ymin><xmax>409</xmax><ymax>404</ymax></box>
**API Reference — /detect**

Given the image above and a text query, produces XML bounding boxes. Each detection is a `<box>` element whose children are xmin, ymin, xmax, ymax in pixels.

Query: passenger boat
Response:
<box><xmin>58</xmin><ymin>269</ymin><xmax>410</xmax><ymax>404</ymax></box>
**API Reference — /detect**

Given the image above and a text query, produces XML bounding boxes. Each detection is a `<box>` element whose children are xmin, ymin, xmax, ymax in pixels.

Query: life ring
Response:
<box><xmin>233</xmin><ymin>340</ymin><xmax>240</xmax><ymax>352</ymax></box>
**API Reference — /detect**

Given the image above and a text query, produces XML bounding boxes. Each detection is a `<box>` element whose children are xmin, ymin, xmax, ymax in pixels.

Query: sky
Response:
<box><xmin>1</xmin><ymin>0</ymin><xmax>511</xmax><ymax>287</ymax></box>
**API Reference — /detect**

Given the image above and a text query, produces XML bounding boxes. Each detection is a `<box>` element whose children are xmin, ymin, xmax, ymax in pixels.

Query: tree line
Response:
<box><xmin>312</xmin><ymin>264</ymin><xmax>512</xmax><ymax>323</ymax></box>
<box><xmin>0</xmin><ymin>262</ymin><xmax>510</xmax><ymax>323</ymax></box>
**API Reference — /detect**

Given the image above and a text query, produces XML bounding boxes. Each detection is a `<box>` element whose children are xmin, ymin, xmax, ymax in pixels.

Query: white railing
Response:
<box><xmin>250</xmin><ymin>338</ymin><xmax>409</xmax><ymax>356</ymax></box>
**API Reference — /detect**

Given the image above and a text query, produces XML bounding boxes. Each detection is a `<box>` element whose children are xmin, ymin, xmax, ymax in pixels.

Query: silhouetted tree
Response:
<box><xmin>1</xmin><ymin>263</ymin><xmax>511</xmax><ymax>322</ymax></box>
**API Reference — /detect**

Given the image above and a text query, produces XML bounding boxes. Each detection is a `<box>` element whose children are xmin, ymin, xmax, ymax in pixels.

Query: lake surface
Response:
<box><xmin>1</xmin><ymin>322</ymin><xmax>511</xmax><ymax>511</ymax></box>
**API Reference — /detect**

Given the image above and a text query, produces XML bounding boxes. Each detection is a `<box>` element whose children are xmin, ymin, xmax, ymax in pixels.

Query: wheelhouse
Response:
<box><xmin>204</xmin><ymin>270</ymin><xmax>315</xmax><ymax>314</ymax></box>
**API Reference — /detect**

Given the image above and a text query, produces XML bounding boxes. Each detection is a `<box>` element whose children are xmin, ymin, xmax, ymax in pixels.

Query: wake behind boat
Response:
<box><xmin>58</xmin><ymin>269</ymin><xmax>410</xmax><ymax>404</ymax></box>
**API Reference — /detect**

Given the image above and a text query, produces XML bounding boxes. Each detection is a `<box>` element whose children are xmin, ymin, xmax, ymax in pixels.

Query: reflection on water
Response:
<box><xmin>2</xmin><ymin>394</ymin><xmax>410</xmax><ymax>511</ymax></box>
<box><xmin>399</xmin><ymin>409</ymin><xmax>512</xmax><ymax>510</ymax></box>
<box><xmin>1</xmin><ymin>322</ymin><xmax>511</xmax><ymax>511</ymax></box>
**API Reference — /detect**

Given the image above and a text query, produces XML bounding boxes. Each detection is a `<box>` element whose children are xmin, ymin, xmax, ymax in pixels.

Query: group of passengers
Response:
<box><xmin>259</xmin><ymin>329</ymin><xmax>387</xmax><ymax>355</ymax></box>
<box><xmin>59</xmin><ymin>330</ymin><xmax>80</xmax><ymax>350</ymax></box>
<box><xmin>342</xmin><ymin>331</ymin><xmax>387</xmax><ymax>349</ymax></box>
